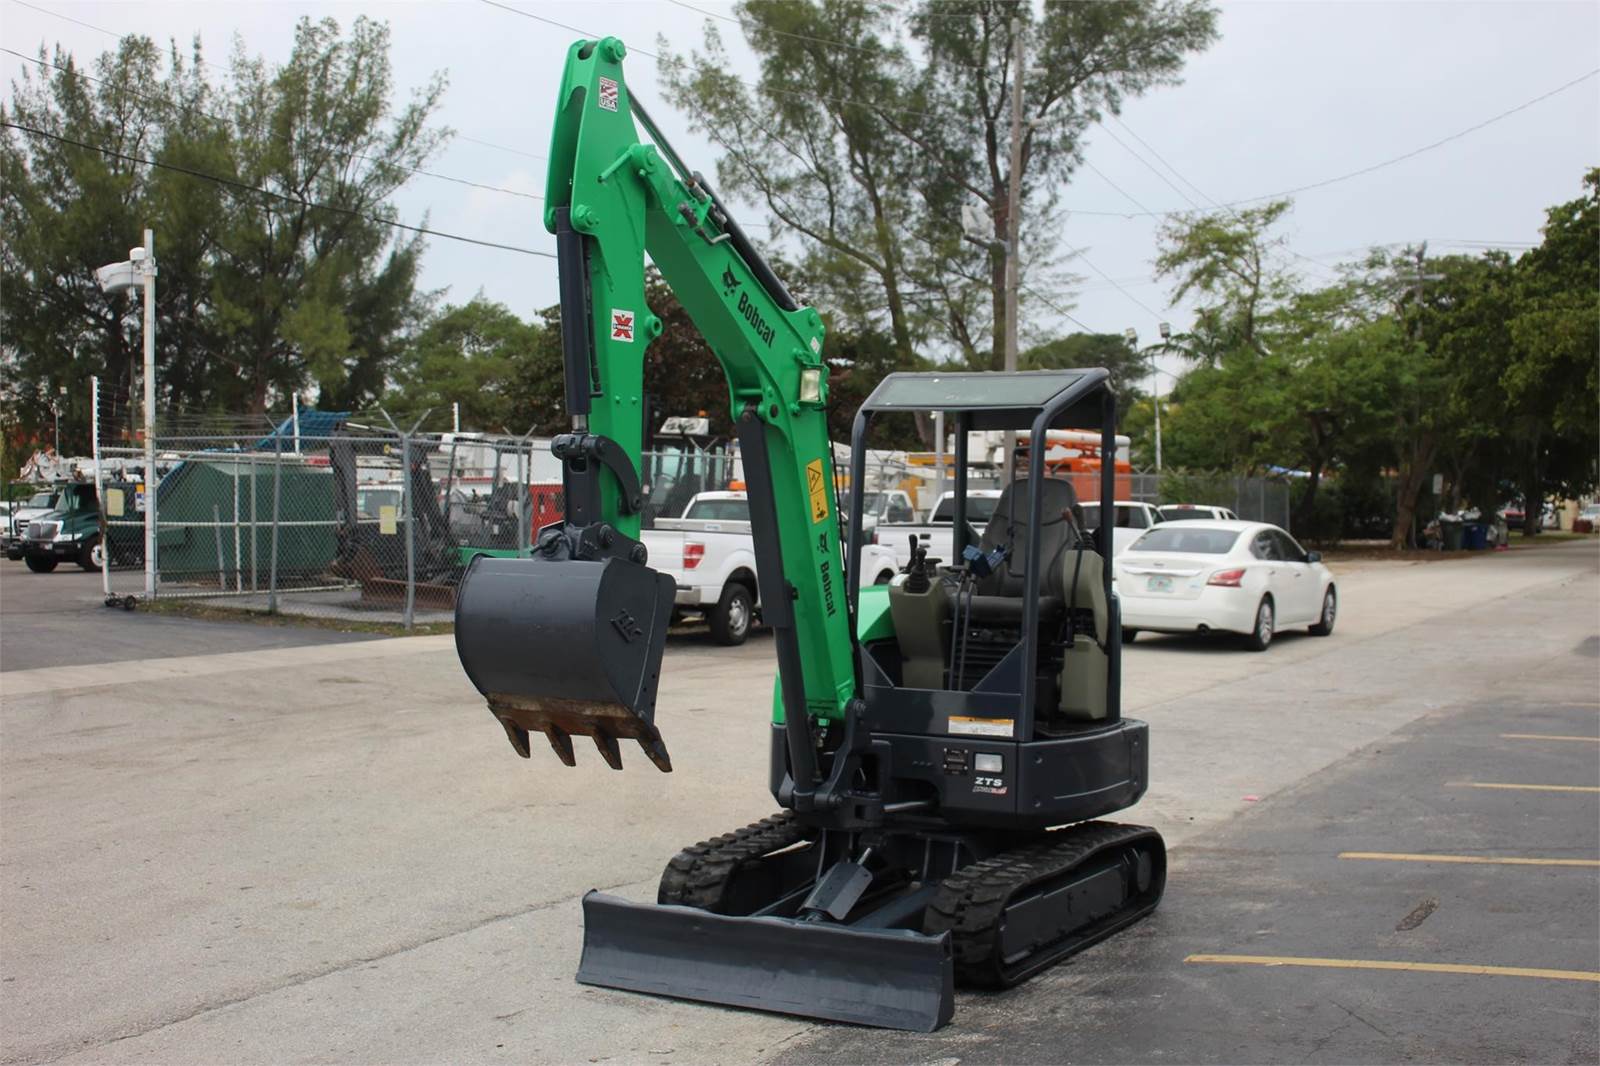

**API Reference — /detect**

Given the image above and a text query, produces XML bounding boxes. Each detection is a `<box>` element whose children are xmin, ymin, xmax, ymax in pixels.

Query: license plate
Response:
<box><xmin>1146</xmin><ymin>574</ymin><xmax>1173</xmax><ymax>592</ymax></box>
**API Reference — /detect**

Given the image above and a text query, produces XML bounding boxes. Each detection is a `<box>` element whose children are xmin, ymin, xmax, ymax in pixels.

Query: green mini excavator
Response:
<box><xmin>453</xmin><ymin>37</ymin><xmax>1165</xmax><ymax>1032</ymax></box>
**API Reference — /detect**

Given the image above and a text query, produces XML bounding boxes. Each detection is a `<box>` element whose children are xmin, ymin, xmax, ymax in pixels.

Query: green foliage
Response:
<box><xmin>661</xmin><ymin>0</ymin><xmax>1218</xmax><ymax>368</ymax></box>
<box><xmin>1020</xmin><ymin>332</ymin><xmax>1148</xmax><ymax>398</ymax></box>
<box><xmin>384</xmin><ymin>297</ymin><xmax>540</xmax><ymax>431</ymax></box>
<box><xmin>0</xmin><ymin>17</ymin><xmax>444</xmax><ymax>451</ymax></box>
<box><xmin>1154</xmin><ymin>172</ymin><xmax>1599</xmax><ymax>546</ymax></box>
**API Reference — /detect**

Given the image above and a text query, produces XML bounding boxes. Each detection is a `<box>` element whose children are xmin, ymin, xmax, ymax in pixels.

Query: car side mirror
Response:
<box><xmin>1305</xmin><ymin>550</ymin><xmax>1322</xmax><ymax>563</ymax></box>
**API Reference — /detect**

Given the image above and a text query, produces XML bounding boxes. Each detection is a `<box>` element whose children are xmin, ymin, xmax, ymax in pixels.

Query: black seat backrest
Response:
<box><xmin>974</xmin><ymin>478</ymin><xmax>1083</xmax><ymax>598</ymax></box>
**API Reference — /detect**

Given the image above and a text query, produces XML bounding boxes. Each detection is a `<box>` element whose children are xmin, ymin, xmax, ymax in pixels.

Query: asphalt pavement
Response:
<box><xmin>0</xmin><ymin>564</ymin><xmax>378</xmax><ymax>673</ymax></box>
<box><xmin>1</xmin><ymin>541</ymin><xmax>1595</xmax><ymax>1064</ymax></box>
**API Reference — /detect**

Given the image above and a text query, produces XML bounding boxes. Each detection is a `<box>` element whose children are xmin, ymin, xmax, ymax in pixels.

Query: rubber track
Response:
<box><xmin>924</xmin><ymin>821</ymin><xmax>1161</xmax><ymax>987</ymax></box>
<box><xmin>656</xmin><ymin>812</ymin><xmax>812</xmax><ymax>911</ymax></box>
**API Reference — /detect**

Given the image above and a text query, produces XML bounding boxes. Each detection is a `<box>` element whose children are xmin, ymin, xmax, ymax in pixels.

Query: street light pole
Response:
<box><xmin>95</xmin><ymin>229</ymin><xmax>158</xmax><ymax>595</ymax></box>
<box><xmin>140</xmin><ymin>228</ymin><xmax>157</xmax><ymax>596</ymax></box>
<box><xmin>1126</xmin><ymin>325</ymin><xmax>1170</xmax><ymax>473</ymax></box>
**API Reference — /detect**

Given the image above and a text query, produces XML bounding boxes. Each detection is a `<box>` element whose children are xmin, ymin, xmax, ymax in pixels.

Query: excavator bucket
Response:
<box><xmin>577</xmin><ymin>892</ymin><xmax>956</xmax><ymax>1032</ymax></box>
<box><xmin>454</xmin><ymin>555</ymin><xmax>677</xmax><ymax>772</ymax></box>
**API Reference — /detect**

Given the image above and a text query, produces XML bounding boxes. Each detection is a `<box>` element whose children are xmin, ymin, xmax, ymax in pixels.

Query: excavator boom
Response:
<box><xmin>455</xmin><ymin>36</ymin><xmax>856</xmax><ymax>772</ymax></box>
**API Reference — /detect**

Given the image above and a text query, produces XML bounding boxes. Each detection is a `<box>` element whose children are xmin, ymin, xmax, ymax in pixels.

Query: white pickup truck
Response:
<box><xmin>871</xmin><ymin>489</ymin><xmax>1005</xmax><ymax>570</ymax></box>
<box><xmin>873</xmin><ymin>492</ymin><xmax>1164</xmax><ymax>565</ymax></box>
<box><xmin>644</xmin><ymin>491</ymin><xmax>901</xmax><ymax>646</ymax></box>
<box><xmin>1078</xmin><ymin>500</ymin><xmax>1165</xmax><ymax>556</ymax></box>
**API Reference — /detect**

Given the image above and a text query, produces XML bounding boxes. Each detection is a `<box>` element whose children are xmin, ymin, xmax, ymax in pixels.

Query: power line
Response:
<box><xmin>1098</xmin><ymin>114</ymin><xmax>1339</xmax><ymax>278</ymax></box>
<box><xmin>1072</xmin><ymin>68</ymin><xmax>1600</xmax><ymax>218</ymax></box>
<box><xmin>2</xmin><ymin>0</ymin><xmax>548</xmax><ymax>163</ymax></box>
<box><xmin>1</xmin><ymin>120</ymin><xmax>557</xmax><ymax>257</ymax></box>
<box><xmin>1079</xmin><ymin>157</ymin><xmax>1161</xmax><ymax>217</ymax></box>
<box><xmin>1061</xmin><ymin>240</ymin><xmax>1165</xmax><ymax>319</ymax></box>
<box><xmin>0</xmin><ymin>46</ymin><xmax>546</xmax><ymax>204</ymax></box>
<box><xmin>478</xmin><ymin>0</ymin><xmax>953</xmax><ymax>121</ymax></box>
<box><xmin>1019</xmin><ymin>283</ymin><xmax>1098</xmax><ymax>334</ymax></box>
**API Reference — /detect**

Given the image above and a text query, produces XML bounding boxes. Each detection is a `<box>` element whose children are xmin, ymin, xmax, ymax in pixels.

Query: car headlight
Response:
<box><xmin>54</xmin><ymin>532</ymin><xmax>79</xmax><ymax>542</ymax></box>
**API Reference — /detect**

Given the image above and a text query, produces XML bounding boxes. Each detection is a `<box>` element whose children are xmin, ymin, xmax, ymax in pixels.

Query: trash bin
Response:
<box><xmin>1440</xmin><ymin>518</ymin><xmax>1464</xmax><ymax>551</ymax></box>
<box><xmin>1462</xmin><ymin>523</ymin><xmax>1488</xmax><ymax>550</ymax></box>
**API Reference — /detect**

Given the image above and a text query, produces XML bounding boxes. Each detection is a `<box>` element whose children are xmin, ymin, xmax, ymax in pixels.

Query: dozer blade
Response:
<box><xmin>454</xmin><ymin>556</ymin><xmax>676</xmax><ymax>771</ymax></box>
<box><xmin>577</xmin><ymin>891</ymin><xmax>955</xmax><ymax>1032</ymax></box>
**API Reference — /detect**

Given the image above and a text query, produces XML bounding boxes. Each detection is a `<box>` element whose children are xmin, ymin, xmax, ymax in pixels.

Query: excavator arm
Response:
<box><xmin>454</xmin><ymin>37</ymin><xmax>857</xmax><ymax>774</ymax></box>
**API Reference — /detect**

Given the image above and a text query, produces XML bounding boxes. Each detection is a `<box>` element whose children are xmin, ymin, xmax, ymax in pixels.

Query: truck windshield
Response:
<box><xmin>929</xmin><ymin>496</ymin><xmax>1000</xmax><ymax>524</ymax></box>
<box><xmin>1080</xmin><ymin>504</ymin><xmax>1149</xmax><ymax>530</ymax></box>
<box><xmin>1159</xmin><ymin>506</ymin><xmax>1216</xmax><ymax>522</ymax></box>
<box><xmin>1129</xmin><ymin>528</ymin><xmax>1240</xmax><ymax>554</ymax></box>
<box><xmin>27</xmin><ymin>492</ymin><xmax>56</xmax><ymax>508</ymax></box>
<box><xmin>683</xmin><ymin>498</ymin><xmax>750</xmax><ymax>521</ymax></box>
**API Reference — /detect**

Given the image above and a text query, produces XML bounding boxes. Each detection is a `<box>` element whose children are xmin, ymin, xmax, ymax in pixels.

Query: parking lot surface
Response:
<box><xmin>0</xmin><ymin>566</ymin><xmax>377</xmax><ymax>673</ymax></box>
<box><xmin>2</xmin><ymin>542</ymin><xmax>1596</xmax><ymax>1064</ymax></box>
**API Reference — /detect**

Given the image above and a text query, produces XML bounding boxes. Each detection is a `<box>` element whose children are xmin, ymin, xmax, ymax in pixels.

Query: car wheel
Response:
<box><xmin>5</xmin><ymin>549</ymin><xmax>22</xmax><ymax>561</ymax></box>
<box><xmin>1243</xmin><ymin>596</ymin><xmax>1273</xmax><ymax>652</ymax></box>
<box><xmin>25</xmin><ymin>554</ymin><xmax>58</xmax><ymax>573</ymax></box>
<box><xmin>78</xmin><ymin>536</ymin><xmax>103</xmax><ymax>572</ymax></box>
<box><xmin>1308</xmin><ymin>586</ymin><xmax>1337</xmax><ymax>636</ymax></box>
<box><xmin>709</xmin><ymin>582</ymin><xmax>754</xmax><ymax>646</ymax></box>
<box><xmin>1122</xmin><ymin>628</ymin><xmax>1138</xmax><ymax>645</ymax></box>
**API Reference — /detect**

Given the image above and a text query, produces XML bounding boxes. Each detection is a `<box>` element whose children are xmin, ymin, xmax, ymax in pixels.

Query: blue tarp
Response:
<box><xmin>255</xmin><ymin>409</ymin><xmax>350</xmax><ymax>450</ymax></box>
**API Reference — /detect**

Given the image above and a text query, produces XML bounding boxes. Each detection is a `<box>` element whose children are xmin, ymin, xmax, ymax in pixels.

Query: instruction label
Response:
<box><xmin>805</xmin><ymin>459</ymin><xmax>829</xmax><ymax>523</ymax></box>
<box><xmin>948</xmin><ymin>716</ymin><xmax>1014</xmax><ymax>738</ymax></box>
<box><xmin>597</xmin><ymin>77</ymin><xmax>619</xmax><ymax>112</ymax></box>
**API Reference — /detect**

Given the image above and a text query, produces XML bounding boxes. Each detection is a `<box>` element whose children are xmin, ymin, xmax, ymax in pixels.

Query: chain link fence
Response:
<box><xmin>84</xmin><ymin>385</ymin><xmax>1297</xmax><ymax>629</ymax></box>
<box><xmin>853</xmin><ymin>456</ymin><xmax>1295</xmax><ymax>533</ymax></box>
<box><xmin>92</xmin><ymin>389</ymin><xmax>569</xmax><ymax>626</ymax></box>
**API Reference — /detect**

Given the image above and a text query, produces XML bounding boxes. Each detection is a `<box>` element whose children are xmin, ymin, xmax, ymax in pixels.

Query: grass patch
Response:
<box><xmin>136</xmin><ymin>596</ymin><xmax>452</xmax><ymax>636</ymax></box>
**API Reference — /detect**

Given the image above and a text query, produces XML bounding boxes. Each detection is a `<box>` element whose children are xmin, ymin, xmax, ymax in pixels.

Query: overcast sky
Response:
<box><xmin>4</xmin><ymin>0</ymin><xmax>1597</xmax><ymax>383</ymax></box>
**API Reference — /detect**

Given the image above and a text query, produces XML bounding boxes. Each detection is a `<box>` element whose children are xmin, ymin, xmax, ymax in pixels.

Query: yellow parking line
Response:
<box><xmin>1500</xmin><ymin>733</ymin><xmax>1600</xmax><ymax>743</ymax></box>
<box><xmin>1185</xmin><ymin>954</ymin><xmax>1600</xmax><ymax>983</ymax></box>
<box><xmin>1452</xmin><ymin>782</ymin><xmax>1600</xmax><ymax>793</ymax></box>
<box><xmin>1339</xmin><ymin>851</ymin><xmax>1600</xmax><ymax>867</ymax></box>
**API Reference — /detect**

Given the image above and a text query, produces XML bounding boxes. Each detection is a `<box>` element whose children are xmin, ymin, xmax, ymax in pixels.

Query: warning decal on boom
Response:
<box><xmin>806</xmin><ymin>459</ymin><xmax>829</xmax><ymax>523</ymax></box>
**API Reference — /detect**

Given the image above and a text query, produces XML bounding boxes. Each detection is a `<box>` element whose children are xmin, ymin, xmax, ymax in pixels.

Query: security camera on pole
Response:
<box><xmin>96</xmin><ymin>229</ymin><xmax>157</xmax><ymax>596</ymax></box>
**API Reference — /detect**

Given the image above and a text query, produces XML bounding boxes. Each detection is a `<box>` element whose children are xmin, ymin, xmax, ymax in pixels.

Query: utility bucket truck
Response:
<box><xmin>452</xmin><ymin>37</ymin><xmax>1163</xmax><ymax>1033</ymax></box>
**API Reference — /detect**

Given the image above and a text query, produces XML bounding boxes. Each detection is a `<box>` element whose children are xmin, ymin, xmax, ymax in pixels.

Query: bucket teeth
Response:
<box><xmin>593</xmin><ymin>731</ymin><xmax>624</xmax><ymax>771</ymax></box>
<box><xmin>639</xmin><ymin>738</ymin><xmax>672</xmax><ymax>774</ymax></box>
<box><xmin>485</xmin><ymin>694</ymin><xmax>674</xmax><ymax>773</ymax></box>
<box><xmin>544</xmin><ymin>725</ymin><xmax>577</xmax><ymax>766</ymax></box>
<box><xmin>498</xmin><ymin>719</ymin><xmax>532</xmax><ymax>759</ymax></box>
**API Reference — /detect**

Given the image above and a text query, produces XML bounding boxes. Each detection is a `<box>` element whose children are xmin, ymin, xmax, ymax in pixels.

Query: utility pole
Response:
<box><xmin>1002</xmin><ymin>15</ymin><xmax>1024</xmax><ymax>482</ymax></box>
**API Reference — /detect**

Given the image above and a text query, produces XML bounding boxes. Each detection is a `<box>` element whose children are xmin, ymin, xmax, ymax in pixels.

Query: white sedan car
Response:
<box><xmin>1113</xmin><ymin>521</ymin><xmax>1336</xmax><ymax>651</ymax></box>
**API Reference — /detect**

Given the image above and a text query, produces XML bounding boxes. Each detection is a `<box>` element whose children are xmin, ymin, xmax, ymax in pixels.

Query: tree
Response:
<box><xmin>2</xmin><ymin>36</ymin><xmax>219</xmax><ymax>450</ymax></box>
<box><xmin>208</xmin><ymin>17</ymin><xmax>445</xmax><ymax>412</ymax></box>
<box><xmin>1021</xmin><ymin>332</ymin><xmax>1149</xmax><ymax>400</ymax></box>
<box><xmin>1503</xmin><ymin>168</ymin><xmax>1600</xmax><ymax>531</ymax></box>
<box><xmin>1154</xmin><ymin>199</ymin><xmax>1296</xmax><ymax>362</ymax></box>
<box><xmin>0</xmin><ymin>16</ymin><xmax>445</xmax><ymax>449</ymax></box>
<box><xmin>661</xmin><ymin>0</ymin><xmax>1218</xmax><ymax>368</ymax></box>
<box><xmin>385</xmin><ymin>297</ymin><xmax>541</xmax><ymax>431</ymax></box>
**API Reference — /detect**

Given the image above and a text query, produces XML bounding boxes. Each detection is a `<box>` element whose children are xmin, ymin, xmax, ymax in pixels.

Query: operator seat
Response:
<box><xmin>960</xmin><ymin>477</ymin><xmax>1083</xmax><ymax>623</ymax></box>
